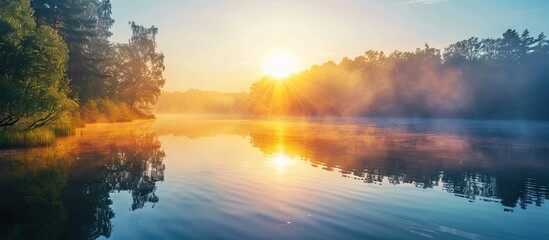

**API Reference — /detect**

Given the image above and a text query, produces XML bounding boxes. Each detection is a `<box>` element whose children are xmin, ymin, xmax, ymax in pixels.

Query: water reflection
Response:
<box><xmin>154</xmin><ymin>118</ymin><xmax>549</xmax><ymax>210</ymax></box>
<box><xmin>0</xmin><ymin>147</ymin><xmax>70</xmax><ymax>239</ymax></box>
<box><xmin>255</xmin><ymin>121</ymin><xmax>549</xmax><ymax>210</ymax></box>
<box><xmin>1</xmin><ymin>117</ymin><xmax>548</xmax><ymax>239</ymax></box>
<box><xmin>0</xmin><ymin>122</ymin><xmax>165</xmax><ymax>239</ymax></box>
<box><xmin>63</xmin><ymin>128</ymin><xmax>165</xmax><ymax>239</ymax></box>
<box><xmin>271</xmin><ymin>153</ymin><xmax>292</xmax><ymax>170</ymax></box>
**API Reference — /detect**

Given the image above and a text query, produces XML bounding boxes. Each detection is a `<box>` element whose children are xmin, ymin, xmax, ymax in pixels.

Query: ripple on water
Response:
<box><xmin>89</xmin><ymin>119</ymin><xmax>549</xmax><ymax>239</ymax></box>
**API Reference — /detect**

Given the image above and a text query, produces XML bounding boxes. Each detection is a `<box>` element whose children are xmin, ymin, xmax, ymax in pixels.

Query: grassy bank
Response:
<box><xmin>0</xmin><ymin>123</ymin><xmax>78</xmax><ymax>148</ymax></box>
<box><xmin>1</xmin><ymin>100</ymin><xmax>154</xmax><ymax>149</ymax></box>
<box><xmin>0</xmin><ymin>129</ymin><xmax>56</xmax><ymax>148</ymax></box>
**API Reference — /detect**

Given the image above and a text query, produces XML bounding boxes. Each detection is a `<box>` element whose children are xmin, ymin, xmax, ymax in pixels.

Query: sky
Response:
<box><xmin>110</xmin><ymin>0</ymin><xmax>549</xmax><ymax>92</ymax></box>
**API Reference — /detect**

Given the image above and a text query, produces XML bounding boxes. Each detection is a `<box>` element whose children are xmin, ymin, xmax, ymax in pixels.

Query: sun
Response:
<box><xmin>263</xmin><ymin>53</ymin><xmax>297</xmax><ymax>79</ymax></box>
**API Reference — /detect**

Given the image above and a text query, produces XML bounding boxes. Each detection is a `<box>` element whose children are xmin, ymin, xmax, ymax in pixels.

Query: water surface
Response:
<box><xmin>1</xmin><ymin>116</ymin><xmax>548</xmax><ymax>239</ymax></box>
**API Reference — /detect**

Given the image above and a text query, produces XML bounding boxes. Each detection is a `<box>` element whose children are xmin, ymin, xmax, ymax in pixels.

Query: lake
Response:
<box><xmin>1</xmin><ymin>115</ymin><xmax>548</xmax><ymax>239</ymax></box>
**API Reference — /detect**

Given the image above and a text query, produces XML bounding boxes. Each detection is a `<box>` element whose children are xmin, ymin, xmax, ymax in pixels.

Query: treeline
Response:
<box><xmin>155</xmin><ymin>90</ymin><xmax>249</xmax><ymax>114</ymax></box>
<box><xmin>0</xmin><ymin>0</ymin><xmax>165</xmax><ymax>146</ymax></box>
<box><xmin>249</xmin><ymin>29</ymin><xmax>549</xmax><ymax>119</ymax></box>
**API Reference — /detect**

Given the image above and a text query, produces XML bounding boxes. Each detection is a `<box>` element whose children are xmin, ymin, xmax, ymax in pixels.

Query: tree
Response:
<box><xmin>108</xmin><ymin>22</ymin><xmax>165</xmax><ymax>115</ymax></box>
<box><xmin>31</xmin><ymin>0</ymin><xmax>114</xmax><ymax>101</ymax></box>
<box><xmin>533</xmin><ymin>33</ymin><xmax>549</xmax><ymax>54</ymax></box>
<box><xmin>443</xmin><ymin>37</ymin><xmax>482</xmax><ymax>63</ymax></box>
<box><xmin>80</xmin><ymin>0</ymin><xmax>115</xmax><ymax>100</ymax></box>
<box><xmin>0</xmin><ymin>0</ymin><xmax>77</xmax><ymax>130</ymax></box>
<box><xmin>498</xmin><ymin>29</ymin><xmax>525</xmax><ymax>61</ymax></box>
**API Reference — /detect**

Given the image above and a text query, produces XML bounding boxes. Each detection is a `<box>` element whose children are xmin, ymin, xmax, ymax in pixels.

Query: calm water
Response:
<box><xmin>1</xmin><ymin>115</ymin><xmax>548</xmax><ymax>239</ymax></box>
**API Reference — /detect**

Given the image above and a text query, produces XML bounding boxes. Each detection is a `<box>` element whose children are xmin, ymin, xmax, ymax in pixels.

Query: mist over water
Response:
<box><xmin>3</xmin><ymin>1</ymin><xmax>549</xmax><ymax>239</ymax></box>
<box><xmin>2</xmin><ymin>116</ymin><xmax>547</xmax><ymax>239</ymax></box>
<box><xmin>157</xmin><ymin>29</ymin><xmax>549</xmax><ymax>121</ymax></box>
<box><xmin>247</xmin><ymin>32</ymin><xmax>549</xmax><ymax>119</ymax></box>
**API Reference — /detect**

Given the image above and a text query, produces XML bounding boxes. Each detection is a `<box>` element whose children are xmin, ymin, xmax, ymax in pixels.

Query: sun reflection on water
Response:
<box><xmin>272</xmin><ymin>153</ymin><xmax>292</xmax><ymax>170</ymax></box>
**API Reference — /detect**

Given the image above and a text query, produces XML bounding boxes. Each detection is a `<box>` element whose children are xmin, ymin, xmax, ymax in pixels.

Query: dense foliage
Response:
<box><xmin>0</xmin><ymin>0</ymin><xmax>76</xmax><ymax>131</ymax></box>
<box><xmin>0</xmin><ymin>0</ymin><xmax>165</xmax><ymax>144</ymax></box>
<box><xmin>31</xmin><ymin>0</ymin><xmax>115</xmax><ymax>101</ymax></box>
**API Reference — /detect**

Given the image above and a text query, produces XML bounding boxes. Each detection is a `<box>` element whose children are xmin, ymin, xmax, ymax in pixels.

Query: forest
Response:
<box><xmin>0</xmin><ymin>0</ymin><xmax>165</xmax><ymax>147</ymax></box>
<box><xmin>3</xmin><ymin>1</ymin><xmax>549</xmax><ymax>148</ymax></box>
<box><xmin>159</xmin><ymin>28</ymin><xmax>549</xmax><ymax>120</ymax></box>
<box><xmin>248</xmin><ymin>29</ymin><xmax>549</xmax><ymax>119</ymax></box>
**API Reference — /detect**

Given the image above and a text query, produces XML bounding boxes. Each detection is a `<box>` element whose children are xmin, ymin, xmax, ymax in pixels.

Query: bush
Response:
<box><xmin>96</xmin><ymin>99</ymin><xmax>121</xmax><ymax>122</ymax></box>
<box><xmin>70</xmin><ymin>111</ymin><xmax>85</xmax><ymax>128</ymax></box>
<box><xmin>80</xmin><ymin>98</ymin><xmax>141</xmax><ymax>124</ymax></box>
<box><xmin>81</xmin><ymin>100</ymin><xmax>100</xmax><ymax>123</ymax></box>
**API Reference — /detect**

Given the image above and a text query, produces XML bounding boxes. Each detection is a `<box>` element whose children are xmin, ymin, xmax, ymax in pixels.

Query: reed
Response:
<box><xmin>51</xmin><ymin>124</ymin><xmax>75</xmax><ymax>137</ymax></box>
<box><xmin>0</xmin><ymin>128</ymin><xmax>56</xmax><ymax>148</ymax></box>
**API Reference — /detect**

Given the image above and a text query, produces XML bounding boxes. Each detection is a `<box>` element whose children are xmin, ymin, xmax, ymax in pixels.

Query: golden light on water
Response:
<box><xmin>263</xmin><ymin>53</ymin><xmax>297</xmax><ymax>79</ymax></box>
<box><xmin>272</xmin><ymin>153</ymin><xmax>292</xmax><ymax>169</ymax></box>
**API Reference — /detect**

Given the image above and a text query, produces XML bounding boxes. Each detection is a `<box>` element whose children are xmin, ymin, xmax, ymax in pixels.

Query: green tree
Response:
<box><xmin>31</xmin><ymin>0</ymin><xmax>114</xmax><ymax>101</ymax></box>
<box><xmin>0</xmin><ymin>0</ymin><xmax>77</xmax><ymax>130</ymax></box>
<box><xmin>108</xmin><ymin>22</ymin><xmax>166</xmax><ymax>115</ymax></box>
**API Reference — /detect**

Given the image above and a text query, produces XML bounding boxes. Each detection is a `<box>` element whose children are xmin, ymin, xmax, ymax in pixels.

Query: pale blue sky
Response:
<box><xmin>110</xmin><ymin>0</ymin><xmax>549</xmax><ymax>92</ymax></box>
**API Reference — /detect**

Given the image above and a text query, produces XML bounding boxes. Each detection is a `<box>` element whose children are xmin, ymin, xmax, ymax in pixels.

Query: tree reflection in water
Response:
<box><xmin>154</xmin><ymin>118</ymin><xmax>549</xmax><ymax>210</ymax></box>
<box><xmin>1</xmin><ymin>118</ymin><xmax>548</xmax><ymax>239</ymax></box>
<box><xmin>246</xmin><ymin>120</ymin><xmax>549</xmax><ymax>210</ymax></box>
<box><xmin>62</xmin><ymin>131</ymin><xmax>165</xmax><ymax>239</ymax></box>
<box><xmin>0</xmin><ymin>148</ymin><xmax>70</xmax><ymax>239</ymax></box>
<box><xmin>0</xmin><ymin>123</ymin><xmax>166</xmax><ymax>239</ymax></box>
